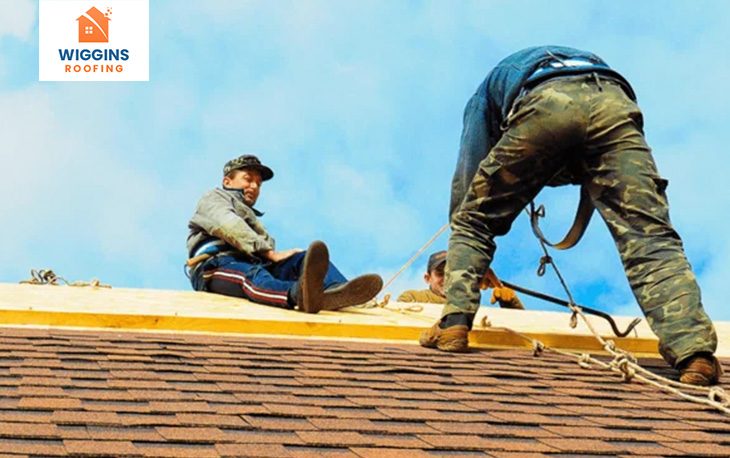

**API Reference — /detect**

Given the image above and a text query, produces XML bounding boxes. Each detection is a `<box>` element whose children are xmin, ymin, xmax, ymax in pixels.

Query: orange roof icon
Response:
<box><xmin>76</xmin><ymin>7</ymin><xmax>111</xmax><ymax>43</ymax></box>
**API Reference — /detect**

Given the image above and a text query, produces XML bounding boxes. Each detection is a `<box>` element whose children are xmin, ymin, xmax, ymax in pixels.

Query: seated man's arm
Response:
<box><xmin>191</xmin><ymin>190</ymin><xmax>274</xmax><ymax>256</ymax></box>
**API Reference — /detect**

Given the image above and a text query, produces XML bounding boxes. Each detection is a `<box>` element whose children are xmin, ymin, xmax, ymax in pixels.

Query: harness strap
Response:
<box><xmin>530</xmin><ymin>185</ymin><xmax>594</xmax><ymax>250</ymax></box>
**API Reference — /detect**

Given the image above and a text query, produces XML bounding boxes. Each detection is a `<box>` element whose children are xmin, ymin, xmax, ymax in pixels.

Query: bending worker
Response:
<box><xmin>420</xmin><ymin>46</ymin><xmax>722</xmax><ymax>386</ymax></box>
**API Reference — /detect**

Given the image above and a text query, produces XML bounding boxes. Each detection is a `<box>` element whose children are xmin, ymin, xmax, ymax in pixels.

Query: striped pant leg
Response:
<box><xmin>204</xmin><ymin>259</ymin><xmax>294</xmax><ymax>309</ymax></box>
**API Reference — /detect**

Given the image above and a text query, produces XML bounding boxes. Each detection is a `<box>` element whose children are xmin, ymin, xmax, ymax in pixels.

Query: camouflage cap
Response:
<box><xmin>427</xmin><ymin>251</ymin><xmax>447</xmax><ymax>273</ymax></box>
<box><xmin>223</xmin><ymin>155</ymin><xmax>274</xmax><ymax>181</ymax></box>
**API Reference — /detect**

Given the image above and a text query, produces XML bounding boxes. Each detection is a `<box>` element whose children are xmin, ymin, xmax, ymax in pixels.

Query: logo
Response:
<box><xmin>77</xmin><ymin>6</ymin><xmax>111</xmax><ymax>43</ymax></box>
<box><xmin>39</xmin><ymin>1</ymin><xmax>149</xmax><ymax>82</ymax></box>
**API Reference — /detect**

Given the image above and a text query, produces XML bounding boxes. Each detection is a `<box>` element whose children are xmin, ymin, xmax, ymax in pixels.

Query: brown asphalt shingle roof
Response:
<box><xmin>0</xmin><ymin>326</ymin><xmax>728</xmax><ymax>457</ymax></box>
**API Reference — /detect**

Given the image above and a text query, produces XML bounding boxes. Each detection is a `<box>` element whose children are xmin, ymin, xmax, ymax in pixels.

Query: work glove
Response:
<box><xmin>490</xmin><ymin>286</ymin><xmax>525</xmax><ymax>310</ymax></box>
<box><xmin>479</xmin><ymin>268</ymin><xmax>525</xmax><ymax>310</ymax></box>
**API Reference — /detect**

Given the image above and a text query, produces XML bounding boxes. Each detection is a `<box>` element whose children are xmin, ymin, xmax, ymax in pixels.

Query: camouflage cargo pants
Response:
<box><xmin>445</xmin><ymin>74</ymin><xmax>717</xmax><ymax>367</ymax></box>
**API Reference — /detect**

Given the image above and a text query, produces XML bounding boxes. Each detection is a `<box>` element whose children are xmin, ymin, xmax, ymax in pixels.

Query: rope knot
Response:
<box><xmin>617</xmin><ymin>358</ymin><xmax>635</xmax><ymax>382</ymax></box>
<box><xmin>536</xmin><ymin>256</ymin><xmax>552</xmax><ymax>277</ymax></box>
<box><xmin>603</xmin><ymin>340</ymin><xmax>616</xmax><ymax>352</ymax></box>
<box><xmin>709</xmin><ymin>387</ymin><xmax>730</xmax><ymax>406</ymax></box>
<box><xmin>578</xmin><ymin>353</ymin><xmax>592</xmax><ymax>369</ymax></box>
<box><xmin>609</xmin><ymin>355</ymin><xmax>635</xmax><ymax>382</ymax></box>
<box><xmin>569</xmin><ymin>312</ymin><xmax>578</xmax><ymax>329</ymax></box>
<box><xmin>532</xmin><ymin>340</ymin><xmax>545</xmax><ymax>357</ymax></box>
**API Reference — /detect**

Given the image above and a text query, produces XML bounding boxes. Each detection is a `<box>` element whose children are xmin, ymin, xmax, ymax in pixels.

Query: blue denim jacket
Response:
<box><xmin>449</xmin><ymin>46</ymin><xmax>636</xmax><ymax>216</ymax></box>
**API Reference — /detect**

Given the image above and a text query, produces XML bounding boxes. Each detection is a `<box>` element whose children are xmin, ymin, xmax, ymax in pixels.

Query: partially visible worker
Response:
<box><xmin>420</xmin><ymin>46</ymin><xmax>722</xmax><ymax>386</ymax></box>
<box><xmin>399</xmin><ymin>250</ymin><xmax>524</xmax><ymax>309</ymax></box>
<box><xmin>186</xmin><ymin>154</ymin><xmax>382</xmax><ymax>313</ymax></box>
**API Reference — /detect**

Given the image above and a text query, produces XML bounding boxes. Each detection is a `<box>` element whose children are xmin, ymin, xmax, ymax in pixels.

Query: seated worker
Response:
<box><xmin>398</xmin><ymin>251</ymin><xmax>524</xmax><ymax>309</ymax></box>
<box><xmin>186</xmin><ymin>154</ymin><xmax>383</xmax><ymax>313</ymax></box>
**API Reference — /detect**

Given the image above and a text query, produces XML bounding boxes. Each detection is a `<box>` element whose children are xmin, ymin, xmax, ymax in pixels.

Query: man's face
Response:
<box><xmin>223</xmin><ymin>169</ymin><xmax>263</xmax><ymax>206</ymax></box>
<box><xmin>424</xmin><ymin>263</ymin><xmax>446</xmax><ymax>297</ymax></box>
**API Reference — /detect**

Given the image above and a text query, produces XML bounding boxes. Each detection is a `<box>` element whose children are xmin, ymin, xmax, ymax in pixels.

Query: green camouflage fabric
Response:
<box><xmin>444</xmin><ymin>74</ymin><xmax>717</xmax><ymax>367</ymax></box>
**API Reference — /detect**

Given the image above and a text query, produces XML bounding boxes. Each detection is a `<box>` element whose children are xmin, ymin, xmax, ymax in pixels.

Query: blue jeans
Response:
<box><xmin>190</xmin><ymin>251</ymin><xmax>347</xmax><ymax>309</ymax></box>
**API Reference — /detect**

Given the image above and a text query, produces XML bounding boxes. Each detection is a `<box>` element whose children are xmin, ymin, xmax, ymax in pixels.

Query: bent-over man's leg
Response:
<box><xmin>445</xmin><ymin>80</ymin><xmax>590</xmax><ymax>320</ymax></box>
<box><xmin>583</xmin><ymin>80</ymin><xmax>717</xmax><ymax>367</ymax></box>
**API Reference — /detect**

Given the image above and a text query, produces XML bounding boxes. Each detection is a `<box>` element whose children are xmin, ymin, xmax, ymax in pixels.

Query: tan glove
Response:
<box><xmin>490</xmin><ymin>286</ymin><xmax>525</xmax><ymax>310</ymax></box>
<box><xmin>480</xmin><ymin>268</ymin><xmax>525</xmax><ymax>310</ymax></box>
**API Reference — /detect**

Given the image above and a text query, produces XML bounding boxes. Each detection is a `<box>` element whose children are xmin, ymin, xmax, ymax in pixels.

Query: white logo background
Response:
<box><xmin>39</xmin><ymin>0</ymin><xmax>149</xmax><ymax>81</ymax></box>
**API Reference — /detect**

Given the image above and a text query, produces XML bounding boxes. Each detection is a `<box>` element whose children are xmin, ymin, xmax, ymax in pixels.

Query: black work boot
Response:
<box><xmin>321</xmin><ymin>274</ymin><xmax>383</xmax><ymax>311</ymax></box>
<box><xmin>297</xmin><ymin>241</ymin><xmax>329</xmax><ymax>314</ymax></box>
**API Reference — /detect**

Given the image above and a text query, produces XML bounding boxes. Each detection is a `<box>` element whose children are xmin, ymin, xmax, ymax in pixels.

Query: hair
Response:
<box><xmin>224</xmin><ymin>169</ymin><xmax>244</xmax><ymax>180</ymax></box>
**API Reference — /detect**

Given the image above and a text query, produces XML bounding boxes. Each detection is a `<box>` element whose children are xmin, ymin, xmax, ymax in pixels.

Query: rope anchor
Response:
<box><xmin>19</xmin><ymin>269</ymin><xmax>111</xmax><ymax>288</ymax></box>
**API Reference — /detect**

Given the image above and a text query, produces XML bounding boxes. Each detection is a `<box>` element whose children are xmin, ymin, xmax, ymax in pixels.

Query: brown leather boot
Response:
<box><xmin>297</xmin><ymin>241</ymin><xmax>329</xmax><ymax>314</ymax></box>
<box><xmin>419</xmin><ymin>319</ymin><xmax>469</xmax><ymax>352</ymax></box>
<box><xmin>321</xmin><ymin>274</ymin><xmax>383</xmax><ymax>311</ymax></box>
<box><xmin>679</xmin><ymin>353</ymin><xmax>724</xmax><ymax>386</ymax></box>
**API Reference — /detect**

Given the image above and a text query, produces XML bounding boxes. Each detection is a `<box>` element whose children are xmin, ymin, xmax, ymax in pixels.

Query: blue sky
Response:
<box><xmin>2</xmin><ymin>0</ymin><xmax>730</xmax><ymax>320</ymax></box>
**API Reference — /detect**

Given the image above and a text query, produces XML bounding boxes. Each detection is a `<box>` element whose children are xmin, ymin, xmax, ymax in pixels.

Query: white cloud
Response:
<box><xmin>0</xmin><ymin>0</ymin><xmax>35</xmax><ymax>40</ymax></box>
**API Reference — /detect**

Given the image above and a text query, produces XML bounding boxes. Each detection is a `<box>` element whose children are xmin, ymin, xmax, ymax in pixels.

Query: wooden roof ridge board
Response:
<box><xmin>2</xmin><ymin>282</ymin><xmax>729</xmax><ymax>358</ymax></box>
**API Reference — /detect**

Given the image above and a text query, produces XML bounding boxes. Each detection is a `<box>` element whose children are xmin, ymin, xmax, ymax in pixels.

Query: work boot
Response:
<box><xmin>321</xmin><ymin>274</ymin><xmax>383</xmax><ymax>311</ymax></box>
<box><xmin>297</xmin><ymin>240</ymin><xmax>330</xmax><ymax>314</ymax></box>
<box><xmin>419</xmin><ymin>313</ymin><xmax>470</xmax><ymax>352</ymax></box>
<box><xmin>678</xmin><ymin>352</ymin><xmax>724</xmax><ymax>386</ymax></box>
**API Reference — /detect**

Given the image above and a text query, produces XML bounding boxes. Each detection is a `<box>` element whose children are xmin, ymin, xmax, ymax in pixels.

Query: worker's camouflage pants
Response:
<box><xmin>445</xmin><ymin>74</ymin><xmax>717</xmax><ymax>367</ymax></box>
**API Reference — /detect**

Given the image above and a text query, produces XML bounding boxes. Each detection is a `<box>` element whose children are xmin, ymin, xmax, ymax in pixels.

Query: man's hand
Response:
<box><xmin>262</xmin><ymin>248</ymin><xmax>304</xmax><ymax>263</ymax></box>
<box><xmin>479</xmin><ymin>268</ymin><xmax>525</xmax><ymax>310</ymax></box>
<box><xmin>479</xmin><ymin>268</ymin><xmax>503</xmax><ymax>290</ymax></box>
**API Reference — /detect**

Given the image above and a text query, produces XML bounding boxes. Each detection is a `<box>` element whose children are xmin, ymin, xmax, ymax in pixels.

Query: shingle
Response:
<box><xmin>486</xmin><ymin>411</ymin><xmax>593</xmax><ymax>426</ymax></box>
<box><xmin>86</xmin><ymin>426</ymin><xmax>164</xmax><ymax>441</ymax></box>
<box><xmin>0</xmin><ymin>438</ymin><xmax>66</xmax><ymax>456</ymax></box>
<box><xmin>421</xmin><ymin>435</ymin><xmax>557</xmax><ymax>452</ymax></box>
<box><xmin>221</xmin><ymin>429</ymin><xmax>304</xmax><ymax>445</ymax></box>
<box><xmin>119</xmin><ymin>413</ymin><xmax>181</xmax><ymax>426</ymax></box>
<box><xmin>243</xmin><ymin>415</ymin><xmax>316</xmax><ymax>430</ymax></box>
<box><xmin>0</xmin><ymin>408</ymin><xmax>53</xmax><ymax>423</ymax></box>
<box><xmin>52</xmin><ymin>411</ymin><xmax>121</xmax><ymax>426</ymax></box>
<box><xmin>426</xmin><ymin>422</ymin><xmax>557</xmax><ymax>439</ymax></box>
<box><xmin>350</xmin><ymin>447</ymin><xmax>435</xmax><ymax>458</ymax></box>
<box><xmin>148</xmin><ymin>401</ymin><xmax>212</xmax><ymax>413</ymax></box>
<box><xmin>216</xmin><ymin>443</ymin><xmax>289</xmax><ymax>458</ymax></box>
<box><xmin>134</xmin><ymin>442</ymin><xmax>220</xmax><ymax>458</ymax></box>
<box><xmin>127</xmin><ymin>389</ymin><xmax>198</xmax><ymax>401</ymax></box>
<box><xmin>0</xmin><ymin>422</ymin><xmax>60</xmax><ymax>439</ymax></box>
<box><xmin>542</xmin><ymin>425</ymin><xmax>668</xmax><ymax>441</ymax></box>
<box><xmin>537</xmin><ymin>438</ymin><xmax>630</xmax><ymax>454</ymax></box>
<box><xmin>262</xmin><ymin>403</ymin><xmax>329</xmax><ymax>417</ymax></box>
<box><xmin>663</xmin><ymin>441</ymin><xmax>730</xmax><ymax>456</ymax></box>
<box><xmin>18</xmin><ymin>396</ymin><xmax>81</xmax><ymax>409</ymax></box>
<box><xmin>360</xmin><ymin>433</ymin><xmax>432</xmax><ymax>448</ymax></box>
<box><xmin>296</xmin><ymin>431</ymin><xmax>371</xmax><ymax>447</ymax></box>
<box><xmin>63</xmin><ymin>440</ymin><xmax>141</xmax><ymax>457</ymax></box>
<box><xmin>176</xmin><ymin>413</ymin><xmax>249</xmax><ymax>427</ymax></box>
<box><xmin>156</xmin><ymin>426</ymin><xmax>227</xmax><ymax>443</ymax></box>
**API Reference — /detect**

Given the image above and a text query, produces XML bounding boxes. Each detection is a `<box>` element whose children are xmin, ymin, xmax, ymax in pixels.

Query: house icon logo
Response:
<box><xmin>77</xmin><ymin>6</ymin><xmax>111</xmax><ymax>43</ymax></box>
